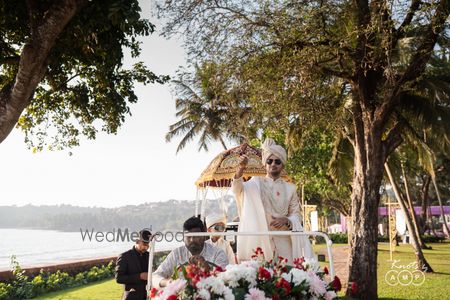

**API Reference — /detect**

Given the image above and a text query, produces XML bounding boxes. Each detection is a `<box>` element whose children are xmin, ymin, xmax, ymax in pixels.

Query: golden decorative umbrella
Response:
<box><xmin>195</xmin><ymin>143</ymin><xmax>290</xmax><ymax>189</ymax></box>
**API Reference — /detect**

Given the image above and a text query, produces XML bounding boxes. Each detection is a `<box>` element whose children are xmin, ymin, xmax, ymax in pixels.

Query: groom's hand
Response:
<box><xmin>159</xmin><ymin>278</ymin><xmax>172</xmax><ymax>287</ymax></box>
<box><xmin>270</xmin><ymin>216</ymin><xmax>289</xmax><ymax>229</ymax></box>
<box><xmin>235</xmin><ymin>154</ymin><xmax>249</xmax><ymax>179</ymax></box>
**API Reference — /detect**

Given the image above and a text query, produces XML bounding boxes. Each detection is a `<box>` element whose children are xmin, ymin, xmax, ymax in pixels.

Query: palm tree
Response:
<box><xmin>396</xmin><ymin>51</ymin><xmax>450</xmax><ymax>237</ymax></box>
<box><xmin>384</xmin><ymin>161</ymin><xmax>434</xmax><ymax>272</ymax></box>
<box><xmin>166</xmin><ymin>63</ymin><xmax>244</xmax><ymax>153</ymax></box>
<box><xmin>166</xmin><ymin>94</ymin><xmax>230</xmax><ymax>152</ymax></box>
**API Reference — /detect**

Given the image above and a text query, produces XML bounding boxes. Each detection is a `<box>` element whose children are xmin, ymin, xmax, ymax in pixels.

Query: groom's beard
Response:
<box><xmin>187</xmin><ymin>243</ymin><xmax>204</xmax><ymax>255</ymax></box>
<box><xmin>269</xmin><ymin>169</ymin><xmax>281</xmax><ymax>178</ymax></box>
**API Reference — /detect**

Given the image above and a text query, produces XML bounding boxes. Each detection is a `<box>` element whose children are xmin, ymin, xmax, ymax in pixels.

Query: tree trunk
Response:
<box><xmin>346</xmin><ymin>115</ymin><xmax>384</xmax><ymax>299</ymax></box>
<box><xmin>431</xmin><ymin>176</ymin><xmax>450</xmax><ymax>237</ymax></box>
<box><xmin>401</xmin><ymin>163</ymin><xmax>429</xmax><ymax>249</ymax></box>
<box><xmin>420</xmin><ymin>175</ymin><xmax>431</xmax><ymax>235</ymax></box>
<box><xmin>430</xmin><ymin>214</ymin><xmax>437</xmax><ymax>236</ymax></box>
<box><xmin>0</xmin><ymin>0</ymin><xmax>86</xmax><ymax>143</ymax></box>
<box><xmin>385</xmin><ymin>163</ymin><xmax>434</xmax><ymax>273</ymax></box>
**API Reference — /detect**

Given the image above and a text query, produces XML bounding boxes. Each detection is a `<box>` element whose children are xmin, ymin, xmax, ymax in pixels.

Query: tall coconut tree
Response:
<box><xmin>384</xmin><ymin>161</ymin><xmax>434</xmax><ymax>272</ymax></box>
<box><xmin>166</xmin><ymin>63</ymin><xmax>245</xmax><ymax>152</ymax></box>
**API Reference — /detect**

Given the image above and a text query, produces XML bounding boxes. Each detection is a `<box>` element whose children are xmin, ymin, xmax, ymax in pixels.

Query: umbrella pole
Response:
<box><xmin>195</xmin><ymin>188</ymin><xmax>200</xmax><ymax>217</ymax></box>
<box><xmin>200</xmin><ymin>184</ymin><xmax>209</xmax><ymax>219</ymax></box>
<box><xmin>146</xmin><ymin>238</ymin><xmax>156</xmax><ymax>295</ymax></box>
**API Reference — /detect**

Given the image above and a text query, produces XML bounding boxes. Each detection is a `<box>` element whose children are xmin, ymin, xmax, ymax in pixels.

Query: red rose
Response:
<box><xmin>332</xmin><ymin>276</ymin><xmax>342</xmax><ymax>292</ymax></box>
<box><xmin>258</xmin><ymin>267</ymin><xmax>272</xmax><ymax>280</ymax></box>
<box><xmin>273</xmin><ymin>295</ymin><xmax>281</xmax><ymax>300</ymax></box>
<box><xmin>293</xmin><ymin>257</ymin><xmax>305</xmax><ymax>264</ymax></box>
<box><xmin>191</xmin><ymin>275</ymin><xmax>201</xmax><ymax>287</ymax></box>
<box><xmin>167</xmin><ymin>295</ymin><xmax>178</xmax><ymax>300</ymax></box>
<box><xmin>214</xmin><ymin>266</ymin><xmax>224</xmax><ymax>273</ymax></box>
<box><xmin>323</xmin><ymin>266</ymin><xmax>329</xmax><ymax>275</ymax></box>
<box><xmin>293</xmin><ymin>257</ymin><xmax>305</xmax><ymax>269</ymax></box>
<box><xmin>254</xmin><ymin>247</ymin><xmax>264</xmax><ymax>256</ymax></box>
<box><xmin>150</xmin><ymin>288</ymin><xmax>158</xmax><ymax>298</ymax></box>
<box><xmin>351</xmin><ymin>281</ymin><xmax>358</xmax><ymax>295</ymax></box>
<box><xmin>276</xmin><ymin>278</ymin><xmax>292</xmax><ymax>295</ymax></box>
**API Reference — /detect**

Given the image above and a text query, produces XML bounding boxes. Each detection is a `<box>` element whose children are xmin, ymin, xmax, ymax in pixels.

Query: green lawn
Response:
<box><xmin>374</xmin><ymin>242</ymin><xmax>450</xmax><ymax>300</ymax></box>
<box><xmin>34</xmin><ymin>242</ymin><xmax>450</xmax><ymax>300</ymax></box>
<box><xmin>33</xmin><ymin>279</ymin><xmax>122</xmax><ymax>300</ymax></box>
<box><xmin>334</xmin><ymin>241</ymin><xmax>450</xmax><ymax>300</ymax></box>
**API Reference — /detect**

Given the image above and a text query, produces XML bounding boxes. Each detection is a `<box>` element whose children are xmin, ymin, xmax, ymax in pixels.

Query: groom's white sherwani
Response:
<box><xmin>232</xmin><ymin>176</ymin><xmax>314</xmax><ymax>262</ymax></box>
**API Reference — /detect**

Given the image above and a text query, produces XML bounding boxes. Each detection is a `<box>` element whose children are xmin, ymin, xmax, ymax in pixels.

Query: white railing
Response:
<box><xmin>147</xmin><ymin>231</ymin><xmax>334</xmax><ymax>292</ymax></box>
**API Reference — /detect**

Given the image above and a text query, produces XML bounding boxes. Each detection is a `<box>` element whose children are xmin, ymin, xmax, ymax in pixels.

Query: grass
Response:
<box><xmin>34</xmin><ymin>242</ymin><xmax>450</xmax><ymax>300</ymax></box>
<box><xmin>32</xmin><ymin>279</ymin><xmax>122</xmax><ymax>300</ymax></box>
<box><xmin>374</xmin><ymin>241</ymin><xmax>450</xmax><ymax>300</ymax></box>
<box><xmin>328</xmin><ymin>241</ymin><xmax>450</xmax><ymax>300</ymax></box>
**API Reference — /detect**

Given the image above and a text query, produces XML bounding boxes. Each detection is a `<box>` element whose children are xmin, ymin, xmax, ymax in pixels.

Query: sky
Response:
<box><xmin>0</xmin><ymin>2</ymin><xmax>231</xmax><ymax>208</ymax></box>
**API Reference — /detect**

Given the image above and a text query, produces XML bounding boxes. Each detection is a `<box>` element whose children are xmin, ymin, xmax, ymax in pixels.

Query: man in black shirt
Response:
<box><xmin>115</xmin><ymin>229</ymin><xmax>152</xmax><ymax>300</ymax></box>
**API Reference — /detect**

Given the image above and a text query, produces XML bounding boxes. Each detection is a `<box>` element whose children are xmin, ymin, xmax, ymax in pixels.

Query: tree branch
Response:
<box><xmin>212</xmin><ymin>0</ymin><xmax>271</xmax><ymax>28</ymax></box>
<box><xmin>351</xmin><ymin>92</ymin><xmax>368</xmax><ymax>167</ymax></box>
<box><xmin>286</xmin><ymin>39</ymin><xmax>356</xmax><ymax>58</ymax></box>
<box><xmin>0</xmin><ymin>0</ymin><xmax>88</xmax><ymax>143</ymax></box>
<box><xmin>355</xmin><ymin>0</ymin><xmax>371</xmax><ymax>26</ymax></box>
<box><xmin>382</xmin><ymin>120</ymin><xmax>404</xmax><ymax>161</ymax></box>
<box><xmin>315</xmin><ymin>64</ymin><xmax>353</xmax><ymax>80</ymax></box>
<box><xmin>40</xmin><ymin>72</ymin><xmax>83</xmax><ymax>99</ymax></box>
<box><xmin>0</xmin><ymin>56</ymin><xmax>20</xmax><ymax>65</ymax></box>
<box><xmin>26</xmin><ymin>0</ymin><xmax>39</xmax><ymax>37</ymax></box>
<box><xmin>395</xmin><ymin>0</ymin><xmax>422</xmax><ymax>41</ymax></box>
<box><xmin>375</xmin><ymin>0</ymin><xmax>450</xmax><ymax>128</ymax></box>
<box><xmin>342</xmin><ymin>125</ymin><xmax>355</xmax><ymax>147</ymax></box>
<box><xmin>400</xmin><ymin>0</ymin><xmax>450</xmax><ymax>83</ymax></box>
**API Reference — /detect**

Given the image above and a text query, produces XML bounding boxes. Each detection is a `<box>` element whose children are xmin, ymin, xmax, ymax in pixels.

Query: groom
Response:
<box><xmin>232</xmin><ymin>138</ymin><xmax>313</xmax><ymax>263</ymax></box>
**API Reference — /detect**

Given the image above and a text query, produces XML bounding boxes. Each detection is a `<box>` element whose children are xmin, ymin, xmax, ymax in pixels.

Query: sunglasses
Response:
<box><xmin>266</xmin><ymin>158</ymin><xmax>282</xmax><ymax>165</ymax></box>
<box><xmin>210</xmin><ymin>224</ymin><xmax>226</xmax><ymax>231</ymax></box>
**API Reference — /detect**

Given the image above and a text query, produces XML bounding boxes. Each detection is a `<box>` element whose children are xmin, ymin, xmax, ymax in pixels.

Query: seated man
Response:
<box><xmin>152</xmin><ymin>216</ymin><xmax>228</xmax><ymax>288</ymax></box>
<box><xmin>115</xmin><ymin>229</ymin><xmax>152</xmax><ymax>300</ymax></box>
<box><xmin>206</xmin><ymin>213</ymin><xmax>236</xmax><ymax>264</ymax></box>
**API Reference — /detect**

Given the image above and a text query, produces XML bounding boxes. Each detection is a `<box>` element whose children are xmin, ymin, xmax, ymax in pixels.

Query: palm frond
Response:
<box><xmin>328</xmin><ymin>133</ymin><xmax>354</xmax><ymax>186</ymax></box>
<box><xmin>165</xmin><ymin>119</ymin><xmax>195</xmax><ymax>142</ymax></box>
<box><xmin>175</xmin><ymin>121</ymin><xmax>204</xmax><ymax>153</ymax></box>
<box><xmin>397</xmin><ymin>93</ymin><xmax>450</xmax><ymax>154</ymax></box>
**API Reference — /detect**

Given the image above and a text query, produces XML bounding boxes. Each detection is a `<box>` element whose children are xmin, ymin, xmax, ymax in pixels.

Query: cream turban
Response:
<box><xmin>261</xmin><ymin>138</ymin><xmax>287</xmax><ymax>165</ymax></box>
<box><xmin>206</xmin><ymin>213</ymin><xmax>227</xmax><ymax>228</ymax></box>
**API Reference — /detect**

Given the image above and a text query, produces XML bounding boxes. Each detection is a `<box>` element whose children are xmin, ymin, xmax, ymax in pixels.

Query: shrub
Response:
<box><xmin>30</xmin><ymin>273</ymin><xmax>46</xmax><ymax>297</ymax></box>
<box><xmin>315</xmin><ymin>233</ymin><xmax>348</xmax><ymax>244</ymax></box>
<box><xmin>0</xmin><ymin>283</ymin><xmax>13</xmax><ymax>300</ymax></box>
<box><xmin>0</xmin><ymin>257</ymin><xmax>116</xmax><ymax>299</ymax></box>
<box><xmin>74</xmin><ymin>272</ymin><xmax>87</xmax><ymax>286</ymax></box>
<box><xmin>422</xmin><ymin>235</ymin><xmax>446</xmax><ymax>243</ymax></box>
<box><xmin>46</xmin><ymin>270</ymin><xmax>73</xmax><ymax>291</ymax></box>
